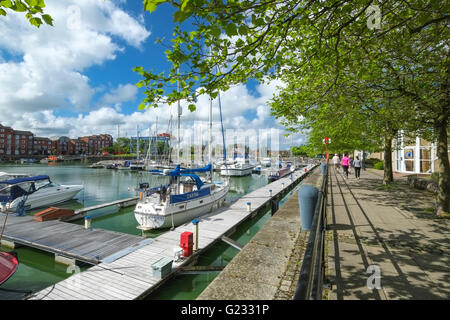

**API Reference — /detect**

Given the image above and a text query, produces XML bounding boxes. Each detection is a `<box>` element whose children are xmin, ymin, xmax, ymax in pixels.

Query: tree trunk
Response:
<box><xmin>383</xmin><ymin>135</ymin><xmax>394</xmax><ymax>185</ymax></box>
<box><xmin>435</xmin><ymin>116</ymin><xmax>450</xmax><ymax>215</ymax></box>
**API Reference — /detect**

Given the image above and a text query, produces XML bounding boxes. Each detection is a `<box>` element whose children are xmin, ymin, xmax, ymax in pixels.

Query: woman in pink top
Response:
<box><xmin>341</xmin><ymin>154</ymin><xmax>350</xmax><ymax>179</ymax></box>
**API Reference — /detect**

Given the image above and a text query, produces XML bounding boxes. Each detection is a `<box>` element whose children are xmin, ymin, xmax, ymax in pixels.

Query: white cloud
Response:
<box><xmin>0</xmin><ymin>79</ymin><xmax>304</xmax><ymax>150</ymax></box>
<box><xmin>0</xmin><ymin>0</ymin><xmax>150</xmax><ymax>114</ymax></box>
<box><xmin>100</xmin><ymin>83</ymin><xmax>139</xmax><ymax>105</ymax></box>
<box><xmin>0</xmin><ymin>2</ymin><xmax>303</xmax><ymax>150</ymax></box>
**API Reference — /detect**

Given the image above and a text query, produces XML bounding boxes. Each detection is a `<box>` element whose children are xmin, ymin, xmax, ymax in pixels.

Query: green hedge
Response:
<box><xmin>374</xmin><ymin>161</ymin><xmax>384</xmax><ymax>170</ymax></box>
<box><xmin>363</xmin><ymin>158</ymin><xmax>379</xmax><ymax>168</ymax></box>
<box><xmin>430</xmin><ymin>172</ymin><xmax>439</xmax><ymax>182</ymax></box>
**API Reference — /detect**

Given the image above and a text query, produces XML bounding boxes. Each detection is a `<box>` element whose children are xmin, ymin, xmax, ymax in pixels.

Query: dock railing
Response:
<box><xmin>293</xmin><ymin>161</ymin><xmax>329</xmax><ymax>300</ymax></box>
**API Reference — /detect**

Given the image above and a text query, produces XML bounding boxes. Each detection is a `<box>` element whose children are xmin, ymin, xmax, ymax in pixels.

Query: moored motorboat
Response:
<box><xmin>130</xmin><ymin>161</ymin><xmax>145</xmax><ymax>171</ymax></box>
<box><xmin>261</xmin><ymin>157</ymin><xmax>272</xmax><ymax>167</ymax></box>
<box><xmin>220</xmin><ymin>157</ymin><xmax>254</xmax><ymax>177</ymax></box>
<box><xmin>0</xmin><ymin>172</ymin><xmax>29</xmax><ymax>181</ymax></box>
<box><xmin>117</xmin><ymin>160</ymin><xmax>131</xmax><ymax>170</ymax></box>
<box><xmin>0</xmin><ymin>251</ymin><xmax>18</xmax><ymax>286</ymax></box>
<box><xmin>252</xmin><ymin>165</ymin><xmax>262</xmax><ymax>174</ymax></box>
<box><xmin>268</xmin><ymin>166</ymin><xmax>292</xmax><ymax>182</ymax></box>
<box><xmin>0</xmin><ymin>175</ymin><xmax>83</xmax><ymax>212</ymax></box>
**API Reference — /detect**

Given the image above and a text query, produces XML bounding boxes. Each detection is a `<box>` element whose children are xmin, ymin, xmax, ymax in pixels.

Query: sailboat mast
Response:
<box><xmin>177</xmin><ymin>69</ymin><xmax>181</xmax><ymax>166</ymax></box>
<box><xmin>155</xmin><ymin>116</ymin><xmax>158</xmax><ymax>163</ymax></box>
<box><xmin>209</xmin><ymin>96</ymin><xmax>213</xmax><ymax>178</ymax></box>
<box><xmin>136</xmin><ymin>125</ymin><xmax>140</xmax><ymax>160</ymax></box>
<box><xmin>177</xmin><ymin>68</ymin><xmax>181</xmax><ymax>193</ymax></box>
<box><xmin>117</xmin><ymin>124</ymin><xmax>120</xmax><ymax>156</ymax></box>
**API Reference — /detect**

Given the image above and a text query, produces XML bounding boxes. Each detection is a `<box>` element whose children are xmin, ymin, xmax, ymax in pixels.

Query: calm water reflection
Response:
<box><xmin>0</xmin><ymin>161</ymin><xmax>270</xmax><ymax>299</ymax></box>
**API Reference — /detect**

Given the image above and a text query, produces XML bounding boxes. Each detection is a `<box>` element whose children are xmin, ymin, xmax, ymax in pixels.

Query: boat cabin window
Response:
<box><xmin>179</xmin><ymin>176</ymin><xmax>198</xmax><ymax>193</ymax></box>
<box><xmin>34</xmin><ymin>180</ymin><xmax>56</xmax><ymax>189</ymax></box>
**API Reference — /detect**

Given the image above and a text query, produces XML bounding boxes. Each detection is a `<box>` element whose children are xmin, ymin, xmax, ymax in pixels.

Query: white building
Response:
<box><xmin>366</xmin><ymin>130</ymin><xmax>445</xmax><ymax>174</ymax></box>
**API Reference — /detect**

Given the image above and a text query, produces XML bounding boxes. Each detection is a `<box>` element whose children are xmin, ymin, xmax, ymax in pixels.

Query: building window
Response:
<box><xmin>404</xmin><ymin>148</ymin><xmax>414</xmax><ymax>172</ymax></box>
<box><xmin>420</xmin><ymin>148</ymin><xmax>432</xmax><ymax>173</ymax></box>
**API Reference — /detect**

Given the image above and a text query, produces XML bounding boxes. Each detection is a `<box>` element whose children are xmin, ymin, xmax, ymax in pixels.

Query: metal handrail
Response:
<box><xmin>293</xmin><ymin>161</ymin><xmax>329</xmax><ymax>300</ymax></box>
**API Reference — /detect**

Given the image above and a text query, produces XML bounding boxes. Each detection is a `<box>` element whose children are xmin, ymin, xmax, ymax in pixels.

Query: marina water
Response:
<box><xmin>0</xmin><ymin>161</ymin><xmax>272</xmax><ymax>299</ymax></box>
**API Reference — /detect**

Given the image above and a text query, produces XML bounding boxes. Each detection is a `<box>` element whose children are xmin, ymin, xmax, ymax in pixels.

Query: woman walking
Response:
<box><xmin>353</xmin><ymin>156</ymin><xmax>362</xmax><ymax>179</ymax></box>
<box><xmin>341</xmin><ymin>153</ymin><xmax>350</xmax><ymax>179</ymax></box>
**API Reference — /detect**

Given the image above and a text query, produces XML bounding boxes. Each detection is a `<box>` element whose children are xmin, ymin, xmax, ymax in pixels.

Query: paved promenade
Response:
<box><xmin>197</xmin><ymin>171</ymin><xmax>322</xmax><ymax>300</ymax></box>
<box><xmin>327</xmin><ymin>166</ymin><xmax>450</xmax><ymax>300</ymax></box>
<box><xmin>197</xmin><ymin>165</ymin><xmax>449</xmax><ymax>300</ymax></box>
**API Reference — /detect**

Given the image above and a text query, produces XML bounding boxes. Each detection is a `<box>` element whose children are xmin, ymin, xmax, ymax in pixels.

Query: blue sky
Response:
<box><xmin>0</xmin><ymin>0</ymin><xmax>305</xmax><ymax>150</ymax></box>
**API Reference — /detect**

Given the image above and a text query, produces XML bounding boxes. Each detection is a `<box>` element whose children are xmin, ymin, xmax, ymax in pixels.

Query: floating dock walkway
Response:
<box><xmin>0</xmin><ymin>197</ymin><xmax>143</xmax><ymax>264</ymax></box>
<box><xmin>24</xmin><ymin>165</ymin><xmax>316</xmax><ymax>300</ymax></box>
<box><xmin>64</xmin><ymin>197</ymin><xmax>139</xmax><ymax>222</ymax></box>
<box><xmin>0</xmin><ymin>215</ymin><xmax>148</xmax><ymax>265</ymax></box>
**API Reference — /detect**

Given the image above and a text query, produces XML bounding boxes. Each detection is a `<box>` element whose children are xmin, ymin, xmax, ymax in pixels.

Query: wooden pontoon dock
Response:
<box><xmin>3</xmin><ymin>165</ymin><xmax>317</xmax><ymax>300</ymax></box>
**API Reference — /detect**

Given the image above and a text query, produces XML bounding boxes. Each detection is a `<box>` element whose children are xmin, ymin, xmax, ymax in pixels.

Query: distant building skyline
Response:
<box><xmin>0</xmin><ymin>123</ymin><xmax>113</xmax><ymax>158</ymax></box>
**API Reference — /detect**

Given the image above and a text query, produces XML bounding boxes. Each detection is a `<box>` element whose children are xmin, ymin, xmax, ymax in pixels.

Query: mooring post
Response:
<box><xmin>269</xmin><ymin>189</ymin><xmax>272</xmax><ymax>197</ymax></box>
<box><xmin>192</xmin><ymin>219</ymin><xmax>199</xmax><ymax>251</ymax></box>
<box><xmin>247</xmin><ymin>202</ymin><xmax>251</xmax><ymax>212</ymax></box>
<box><xmin>271</xmin><ymin>198</ymin><xmax>279</xmax><ymax>216</ymax></box>
<box><xmin>84</xmin><ymin>216</ymin><xmax>92</xmax><ymax>230</ymax></box>
<box><xmin>298</xmin><ymin>184</ymin><xmax>319</xmax><ymax>230</ymax></box>
<box><xmin>321</xmin><ymin>163</ymin><xmax>327</xmax><ymax>176</ymax></box>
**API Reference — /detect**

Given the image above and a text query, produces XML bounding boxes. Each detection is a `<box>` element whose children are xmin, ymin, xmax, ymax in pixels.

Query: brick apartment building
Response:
<box><xmin>71</xmin><ymin>138</ymin><xmax>88</xmax><ymax>155</ymax></box>
<box><xmin>0</xmin><ymin>124</ymin><xmax>34</xmax><ymax>157</ymax></box>
<box><xmin>79</xmin><ymin>134</ymin><xmax>113</xmax><ymax>155</ymax></box>
<box><xmin>33</xmin><ymin>137</ymin><xmax>53</xmax><ymax>155</ymax></box>
<box><xmin>50</xmin><ymin>136</ymin><xmax>72</xmax><ymax>155</ymax></box>
<box><xmin>0</xmin><ymin>123</ymin><xmax>114</xmax><ymax>158</ymax></box>
<box><xmin>0</xmin><ymin>124</ymin><xmax>14</xmax><ymax>157</ymax></box>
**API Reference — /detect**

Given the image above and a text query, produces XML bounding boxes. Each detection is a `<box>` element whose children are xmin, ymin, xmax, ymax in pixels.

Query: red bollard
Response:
<box><xmin>180</xmin><ymin>231</ymin><xmax>194</xmax><ymax>257</ymax></box>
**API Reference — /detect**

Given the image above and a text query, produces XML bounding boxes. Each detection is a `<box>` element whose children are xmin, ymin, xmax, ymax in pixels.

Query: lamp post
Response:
<box><xmin>322</xmin><ymin>137</ymin><xmax>331</xmax><ymax>161</ymax></box>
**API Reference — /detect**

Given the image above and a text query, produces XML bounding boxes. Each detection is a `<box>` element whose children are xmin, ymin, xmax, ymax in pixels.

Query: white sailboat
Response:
<box><xmin>134</xmin><ymin>165</ymin><xmax>229</xmax><ymax>230</ymax></box>
<box><xmin>134</xmin><ymin>75</ymin><xmax>230</xmax><ymax>230</ymax></box>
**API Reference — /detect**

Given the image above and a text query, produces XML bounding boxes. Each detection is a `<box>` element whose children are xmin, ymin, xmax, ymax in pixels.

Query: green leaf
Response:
<box><xmin>29</xmin><ymin>17</ymin><xmax>42</xmax><ymax>27</ymax></box>
<box><xmin>188</xmin><ymin>104</ymin><xmax>196</xmax><ymax>112</ymax></box>
<box><xmin>235</xmin><ymin>38</ymin><xmax>244</xmax><ymax>47</ymax></box>
<box><xmin>225</xmin><ymin>23</ymin><xmax>237</xmax><ymax>37</ymax></box>
<box><xmin>180</xmin><ymin>0</ymin><xmax>190</xmax><ymax>12</ymax></box>
<box><xmin>238</xmin><ymin>24</ymin><xmax>248</xmax><ymax>36</ymax></box>
<box><xmin>143</xmin><ymin>0</ymin><xmax>166</xmax><ymax>13</ymax></box>
<box><xmin>15</xmin><ymin>1</ymin><xmax>28</xmax><ymax>12</ymax></box>
<box><xmin>211</xmin><ymin>26</ymin><xmax>221</xmax><ymax>38</ymax></box>
<box><xmin>138</xmin><ymin>102</ymin><xmax>146</xmax><ymax>110</ymax></box>
<box><xmin>0</xmin><ymin>0</ymin><xmax>13</xmax><ymax>8</ymax></box>
<box><xmin>41</xmin><ymin>14</ymin><xmax>53</xmax><ymax>26</ymax></box>
<box><xmin>24</xmin><ymin>0</ymin><xmax>38</xmax><ymax>6</ymax></box>
<box><xmin>0</xmin><ymin>8</ymin><xmax>6</xmax><ymax>15</ymax></box>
